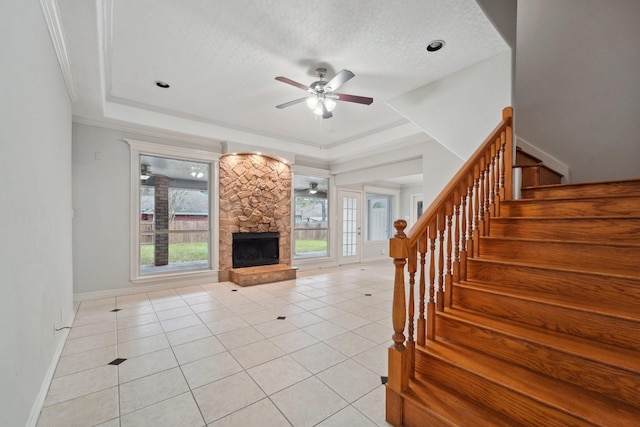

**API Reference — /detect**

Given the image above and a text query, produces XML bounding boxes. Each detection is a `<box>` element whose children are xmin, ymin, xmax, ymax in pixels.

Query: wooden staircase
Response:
<box><xmin>386</xmin><ymin>108</ymin><xmax>640</xmax><ymax>426</ymax></box>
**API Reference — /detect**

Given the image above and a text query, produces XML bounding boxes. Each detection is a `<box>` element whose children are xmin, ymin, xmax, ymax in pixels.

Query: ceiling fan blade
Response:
<box><xmin>325</xmin><ymin>69</ymin><xmax>354</xmax><ymax>92</ymax></box>
<box><xmin>275</xmin><ymin>76</ymin><xmax>309</xmax><ymax>91</ymax></box>
<box><xmin>276</xmin><ymin>97</ymin><xmax>307</xmax><ymax>109</ymax></box>
<box><xmin>334</xmin><ymin>93</ymin><xmax>374</xmax><ymax>105</ymax></box>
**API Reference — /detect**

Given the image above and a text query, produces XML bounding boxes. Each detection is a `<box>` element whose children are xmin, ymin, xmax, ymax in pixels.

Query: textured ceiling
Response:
<box><xmin>59</xmin><ymin>0</ymin><xmax>507</xmax><ymax>159</ymax></box>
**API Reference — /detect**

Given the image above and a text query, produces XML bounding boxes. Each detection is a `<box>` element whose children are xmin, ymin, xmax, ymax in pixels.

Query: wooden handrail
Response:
<box><xmin>386</xmin><ymin>107</ymin><xmax>514</xmax><ymax>405</ymax></box>
<box><xmin>407</xmin><ymin>107</ymin><xmax>513</xmax><ymax>247</ymax></box>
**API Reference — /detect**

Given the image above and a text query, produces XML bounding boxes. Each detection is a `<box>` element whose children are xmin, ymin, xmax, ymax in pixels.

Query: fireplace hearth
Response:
<box><xmin>232</xmin><ymin>232</ymin><xmax>279</xmax><ymax>268</ymax></box>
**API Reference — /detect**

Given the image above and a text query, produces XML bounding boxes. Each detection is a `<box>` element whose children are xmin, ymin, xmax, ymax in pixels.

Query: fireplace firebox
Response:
<box><xmin>232</xmin><ymin>232</ymin><xmax>279</xmax><ymax>268</ymax></box>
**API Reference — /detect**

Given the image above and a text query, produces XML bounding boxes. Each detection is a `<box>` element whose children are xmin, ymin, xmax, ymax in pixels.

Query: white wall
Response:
<box><xmin>387</xmin><ymin>50</ymin><xmax>512</xmax><ymax>160</ymax></box>
<box><xmin>72</xmin><ymin>123</ymin><xmax>222</xmax><ymax>296</ymax></box>
<box><xmin>0</xmin><ymin>2</ymin><xmax>73</xmax><ymax>425</ymax></box>
<box><xmin>421</xmin><ymin>142</ymin><xmax>465</xmax><ymax>209</ymax></box>
<box><xmin>515</xmin><ymin>0</ymin><xmax>640</xmax><ymax>183</ymax></box>
<box><xmin>72</xmin><ymin>124</ymin><xmax>132</xmax><ymax>294</ymax></box>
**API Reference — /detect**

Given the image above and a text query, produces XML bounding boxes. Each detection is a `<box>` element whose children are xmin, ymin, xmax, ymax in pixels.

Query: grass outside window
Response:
<box><xmin>140</xmin><ymin>242</ymin><xmax>208</xmax><ymax>264</ymax></box>
<box><xmin>295</xmin><ymin>239</ymin><xmax>327</xmax><ymax>253</ymax></box>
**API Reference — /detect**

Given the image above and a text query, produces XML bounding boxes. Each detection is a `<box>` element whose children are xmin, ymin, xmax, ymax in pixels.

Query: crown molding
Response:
<box><xmin>73</xmin><ymin>115</ymin><xmax>226</xmax><ymax>150</ymax></box>
<box><xmin>40</xmin><ymin>0</ymin><xmax>78</xmax><ymax>102</ymax></box>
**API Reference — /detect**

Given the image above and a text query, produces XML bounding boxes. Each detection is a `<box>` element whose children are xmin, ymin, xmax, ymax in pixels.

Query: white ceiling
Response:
<box><xmin>58</xmin><ymin>0</ymin><xmax>508</xmax><ymax>168</ymax></box>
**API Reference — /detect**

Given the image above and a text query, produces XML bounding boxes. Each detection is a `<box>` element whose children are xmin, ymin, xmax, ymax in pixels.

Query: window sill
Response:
<box><xmin>131</xmin><ymin>269</ymin><xmax>219</xmax><ymax>285</ymax></box>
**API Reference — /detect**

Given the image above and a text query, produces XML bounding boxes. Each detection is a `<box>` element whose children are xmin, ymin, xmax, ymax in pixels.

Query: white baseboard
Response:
<box><xmin>25</xmin><ymin>316</ymin><xmax>74</xmax><ymax>427</ymax></box>
<box><xmin>516</xmin><ymin>136</ymin><xmax>571</xmax><ymax>182</ymax></box>
<box><xmin>74</xmin><ymin>273</ymin><xmax>221</xmax><ymax>302</ymax></box>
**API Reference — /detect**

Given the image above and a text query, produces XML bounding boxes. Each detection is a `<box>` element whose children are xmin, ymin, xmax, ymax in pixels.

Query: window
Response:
<box><xmin>139</xmin><ymin>155</ymin><xmax>210</xmax><ymax>275</ymax></box>
<box><xmin>366</xmin><ymin>193</ymin><xmax>393</xmax><ymax>241</ymax></box>
<box><xmin>127</xmin><ymin>139</ymin><xmax>219</xmax><ymax>282</ymax></box>
<box><xmin>293</xmin><ymin>174</ymin><xmax>329</xmax><ymax>259</ymax></box>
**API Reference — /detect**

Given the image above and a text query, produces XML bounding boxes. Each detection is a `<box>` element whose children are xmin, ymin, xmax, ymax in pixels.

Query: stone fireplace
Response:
<box><xmin>218</xmin><ymin>153</ymin><xmax>291</xmax><ymax>281</ymax></box>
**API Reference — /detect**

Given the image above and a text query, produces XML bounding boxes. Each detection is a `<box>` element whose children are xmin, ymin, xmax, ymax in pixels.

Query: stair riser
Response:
<box><xmin>467</xmin><ymin>259</ymin><xmax>640</xmax><ymax>311</ymax></box>
<box><xmin>416</xmin><ymin>353</ymin><xmax>592</xmax><ymax>427</ymax></box>
<box><xmin>453</xmin><ymin>286</ymin><xmax>640</xmax><ymax>351</ymax></box>
<box><xmin>490</xmin><ymin>218</ymin><xmax>640</xmax><ymax>242</ymax></box>
<box><xmin>405</xmin><ymin>377</ymin><xmax>519</xmax><ymax>427</ymax></box>
<box><xmin>521</xmin><ymin>180</ymin><xmax>640</xmax><ymax>199</ymax></box>
<box><xmin>479</xmin><ymin>237</ymin><xmax>640</xmax><ymax>274</ymax></box>
<box><xmin>500</xmin><ymin>197</ymin><xmax>640</xmax><ymax>217</ymax></box>
<box><xmin>402</xmin><ymin>400</ymin><xmax>453</xmax><ymax>427</ymax></box>
<box><xmin>520</xmin><ymin>164</ymin><xmax>563</xmax><ymax>187</ymax></box>
<box><xmin>436</xmin><ymin>314</ymin><xmax>640</xmax><ymax>406</ymax></box>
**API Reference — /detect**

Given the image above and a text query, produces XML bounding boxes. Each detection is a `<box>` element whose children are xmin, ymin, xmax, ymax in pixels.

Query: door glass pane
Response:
<box><xmin>140</xmin><ymin>155</ymin><xmax>210</xmax><ymax>275</ymax></box>
<box><xmin>366</xmin><ymin>193</ymin><xmax>392</xmax><ymax>241</ymax></box>
<box><xmin>342</xmin><ymin>195</ymin><xmax>357</xmax><ymax>256</ymax></box>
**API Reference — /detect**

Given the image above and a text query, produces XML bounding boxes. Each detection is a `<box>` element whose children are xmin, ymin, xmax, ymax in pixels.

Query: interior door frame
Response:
<box><xmin>338</xmin><ymin>189</ymin><xmax>362</xmax><ymax>265</ymax></box>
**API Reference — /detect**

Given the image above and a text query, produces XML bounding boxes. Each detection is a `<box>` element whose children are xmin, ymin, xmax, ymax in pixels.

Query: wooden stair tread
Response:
<box><xmin>493</xmin><ymin>215</ymin><xmax>640</xmax><ymax>220</ymax></box>
<box><xmin>416</xmin><ymin>340</ymin><xmax>640</xmax><ymax>426</ymax></box>
<box><xmin>460</xmin><ymin>279</ymin><xmax>640</xmax><ymax>322</ymax></box>
<box><xmin>490</xmin><ymin>216</ymin><xmax>640</xmax><ymax>242</ymax></box>
<box><xmin>404</xmin><ymin>373</ymin><xmax>520</xmax><ymax>427</ymax></box>
<box><xmin>438</xmin><ymin>308</ymin><xmax>640</xmax><ymax>373</ymax></box>
<box><xmin>525</xmin><ymin>177</ymin><xmax>640</xmax><ymax>190</ymax></box>
<box><xmin>468</xmin><ymin>256</ymin><xmax>640</xmax><ymax>282</ymax></box>
<box><xmin>481</xmin><ymin>235</ymin><xmax>640</xmax><ymax>248</ymax></box>
<box><xmin>516</xmin><ymin>163</ymin><xmax>563</xmax><ymax>174</ymax></box>
<box><xmin>505</xmin><ymin>194</ymin><xmax>640</xmax><ymax>203</ymax></box>
<box><xmin>521</xmin><ymin>178</ymin><xmax>640</xmax><ymax>198</ymax></box>
<box><xmin>501</xmin><ymin>196</ymin><xmax>640</xmax><ymax>217</ymax></box>
<box><xmin>479</xmin><ymin>236</ymin><xmax>640</xmax><ymax>277</ymax></box>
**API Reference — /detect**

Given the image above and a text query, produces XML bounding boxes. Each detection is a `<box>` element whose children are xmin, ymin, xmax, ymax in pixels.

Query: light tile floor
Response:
<box><xmin>37</xmin><ymin>262</ymin><xmax>395</xmax><ymax>426</ymax></box>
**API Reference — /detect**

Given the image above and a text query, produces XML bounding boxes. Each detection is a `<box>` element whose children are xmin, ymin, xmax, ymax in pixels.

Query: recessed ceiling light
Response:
<box><xmin>426</xmin><ymin>40</ymin><xmax>445</xmax><ymax>52</ymax></box>
<box><xmin>155</xmin><ymin>80</ymin><xmax>170</xmax><ymax>88</ymax></box>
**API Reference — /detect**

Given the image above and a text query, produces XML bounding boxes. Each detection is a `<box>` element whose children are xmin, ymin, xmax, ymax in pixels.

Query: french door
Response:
<box><xmin>338</xmin><ymin>189</ymin><xmax>362</xmax><ymax>265</ymax></box>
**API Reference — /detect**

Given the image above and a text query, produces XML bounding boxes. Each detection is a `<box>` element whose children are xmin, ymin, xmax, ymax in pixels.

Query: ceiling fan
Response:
<box><xmin>275</xmin><ymin>68</ymin><xmax>373</xmax><ymax>119</ymax></box>
<box><xmin>294</xmin><ymin>182</ymin><xmax>326</xmax><ymax>198</ymax></box>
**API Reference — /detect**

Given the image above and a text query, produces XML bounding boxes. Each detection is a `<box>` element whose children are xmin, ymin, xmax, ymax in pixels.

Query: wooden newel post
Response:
<box><xmin>390</xmin><ymin>219</ymin><xmax>408</xmax><ymax>352</ymax></box>
<box><xmin>387</xmin><ymin>219</ymin><xmax>409</xmax><ymax>426</ymax></box>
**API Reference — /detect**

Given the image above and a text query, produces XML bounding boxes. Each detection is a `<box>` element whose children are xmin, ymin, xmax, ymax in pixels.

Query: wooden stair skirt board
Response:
<box><xmin>228</xmin><ymin>264</ymin><xmax>297</xmax><ymax>286</ymax></box>
<box><xmin>392</xmin><ymin>178</ymin><xmax>640</xmax><ymax>426</ymax></box>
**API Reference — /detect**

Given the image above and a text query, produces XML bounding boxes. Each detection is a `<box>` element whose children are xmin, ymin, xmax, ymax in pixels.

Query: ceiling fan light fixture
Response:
<box><xmin>324</xmin><ymin>98</ymin><xmax>336</xmax><ymax>112</ymax></box>
<box><xmin>309</xmin><ymin>182</ymin><xmax>318</xmax><ymax>194</ymax></box>
<box><xmin>306</xmin><ymin>96</ymin><xmax>319</xmax><ymax>110</ymax></box>
<box><xmin>190</xmin><ymin>167</ymin><xmax>205</xmax><ymax>179</ymax></box>
<box><xmin>140</xmin><ymin>165</ymin><xmax>151</xmax><ymax>180</ymax></box>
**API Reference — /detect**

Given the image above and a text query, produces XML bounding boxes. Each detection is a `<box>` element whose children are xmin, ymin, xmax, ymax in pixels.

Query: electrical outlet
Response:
<box><xmin>380</xmin><ymin>249</ymin><xmax>385</xmax><ymax>255</ymax></box>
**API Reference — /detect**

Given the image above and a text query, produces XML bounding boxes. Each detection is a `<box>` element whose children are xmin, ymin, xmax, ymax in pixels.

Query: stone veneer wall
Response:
<box><xmin>219</xmin><ymin>153</ymin><xmax>291</xmax><ymax>281</ymax></box>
